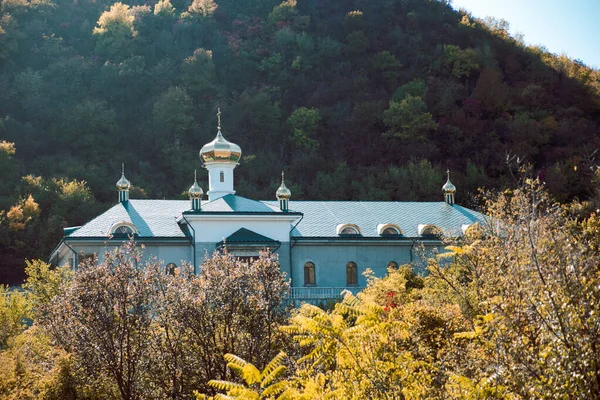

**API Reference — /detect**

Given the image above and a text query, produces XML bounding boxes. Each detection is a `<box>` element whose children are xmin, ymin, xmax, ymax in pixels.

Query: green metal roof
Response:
<box><xmin>197</xmin><ymin>194</ymin><xmax>280</xmax><ymax>213</ymax></box>
<box><xmin>224</xmin><ymin>228</ymin><xmax>278</xmax><ymax>243</ymax></box>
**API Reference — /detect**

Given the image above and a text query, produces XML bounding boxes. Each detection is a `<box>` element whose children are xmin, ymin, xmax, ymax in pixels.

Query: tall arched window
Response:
<box><xmin>220</xmin><ymin>171</ymin><xmax>224</xmax><ymax>182</ymax></box>
<box><xmin>346</xmin><ymin>261</ymin><xmax>358</xmax><ymax>285</ymax></box>
<box><xmin>304</xmin><ymin>262</ymin><xmax>315</xmax><ymax>285</ymax></box>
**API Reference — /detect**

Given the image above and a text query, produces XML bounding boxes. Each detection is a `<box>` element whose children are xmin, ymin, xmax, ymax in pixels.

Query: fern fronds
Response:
<box><xmin>208</xmin><ymin>380</ymin><xmax>245</xmax><ymax>392</ymax></box>
<box><xmin>260</xmin><ymin>351</ymin><xmax>287</xmax><ymax>380</ymax></box>
<box><xmin>261</xmin><ymin>365</ymin><xmax>287</xmax><ymax>388</ymax></box>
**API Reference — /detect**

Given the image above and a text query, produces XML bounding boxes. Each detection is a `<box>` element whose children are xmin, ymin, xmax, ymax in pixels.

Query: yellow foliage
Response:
<box><xmin>5</xmin><ymin>195</ymin><xmax>39</xmax><ymax>231</ymax></box>
<box><xmin>0</xmin><ymin>140</ymin><xmax>15</xmax><ymax>156</ymax></box>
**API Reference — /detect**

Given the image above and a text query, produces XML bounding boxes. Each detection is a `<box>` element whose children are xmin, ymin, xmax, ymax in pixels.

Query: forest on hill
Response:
<box><xmin>1</xmin><ymin>0</ymin><xmax>600</xmax><ymax>283</ymax></box>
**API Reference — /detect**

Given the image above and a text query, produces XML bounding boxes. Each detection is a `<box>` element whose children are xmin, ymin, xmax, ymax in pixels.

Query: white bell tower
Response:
<box><xmin>199</xmin><ymin>109</ymin><xmax>242</xmax><ymax>201</ymax></box>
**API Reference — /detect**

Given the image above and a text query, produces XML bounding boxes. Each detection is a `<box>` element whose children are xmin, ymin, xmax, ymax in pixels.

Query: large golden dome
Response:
<box><xmin>200</xmin><ymin>130</ymin><xmax>242</xmax><ymax>164</ymax></box>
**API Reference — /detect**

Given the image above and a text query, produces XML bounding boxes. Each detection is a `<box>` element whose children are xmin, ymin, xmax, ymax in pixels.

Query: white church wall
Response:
<box><xmin>190</xmin><ymin>218</ymin><xmax>293</xmax><ymax>243</ymax></box>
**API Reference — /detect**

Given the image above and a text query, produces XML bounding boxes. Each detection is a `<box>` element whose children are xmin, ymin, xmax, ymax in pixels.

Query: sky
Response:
<box><xmin>450</xmin><ymin>0</ymin><xmax>600</xmax><ymax>70</ymax></box>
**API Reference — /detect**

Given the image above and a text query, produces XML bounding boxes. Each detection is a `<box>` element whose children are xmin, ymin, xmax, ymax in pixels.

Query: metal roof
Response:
<box><xmin>68</xmin><ymin>200</ymin><xmax>191</xmax><ymax>238</ymax></box>
<box><xmin>270</xmin><ymin>200</ymin><xmax>486</xmax><ymax>238</ymax></box>
<box><xmin>224</xmin><ymin>228</ymin><xmax>278</xmax><ymax>243</ymax></box>
<box><xmin>66</xmin><ymin>197</ymin><xmax>485</xmax><ymax>239</ymax></box>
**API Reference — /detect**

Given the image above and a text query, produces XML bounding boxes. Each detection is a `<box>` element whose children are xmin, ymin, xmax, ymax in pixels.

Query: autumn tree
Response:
<box><xmin>429</xmin><ymin>179</ymin><xmax>600</xmax><ymax>399</ymax></box>
<box><xmin>41</xmin><ymin>242</ymin><xmax>290</xmax><ymax>399</ymax></box>
<box><xmin>93</xmin><ymin>3</ymin><xmax>137</xmax><ymax>62</ymax></box>
<box><xmin>42</xmin><ymin>243</ymin><xmax>160</xmax><ymax>400</ymax></box>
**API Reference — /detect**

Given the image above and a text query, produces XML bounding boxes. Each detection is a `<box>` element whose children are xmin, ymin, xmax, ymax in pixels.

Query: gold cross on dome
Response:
<box><xmin>217</xmin><ymin>108</ymin><xmax>221</xmax><ymax>130</ymax></box>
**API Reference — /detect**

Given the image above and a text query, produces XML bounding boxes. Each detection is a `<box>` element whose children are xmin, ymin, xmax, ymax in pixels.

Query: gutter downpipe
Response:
<box><xmin>288</xmin><ymin>213</ymin><xmax>304</xmax><ymax>284</ymax></box>
<box><xmin>63</xmin><ymin>240</ymin><xmax>78</xmax><ymax>270</ymax></box>
<box><xmin>181</xmin><ymin>215</ymin><xmax>197</xmax><ymax>274</ymax></box>
<box><xmin>410</xmin><ymin>239</ymin><xmax>416</xmax><ymax>263</ymax></box>
<box><xmin>48</xmin><ymin>239</ymin><xmax>64</xmax><ymax>265</ymax></box>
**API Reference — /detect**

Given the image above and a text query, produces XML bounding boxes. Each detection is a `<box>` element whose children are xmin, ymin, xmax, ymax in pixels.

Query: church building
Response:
<box><xmin>51</xmin><ymin>111</ymin><xmax>485</xmax><ymax>301</ymax></box>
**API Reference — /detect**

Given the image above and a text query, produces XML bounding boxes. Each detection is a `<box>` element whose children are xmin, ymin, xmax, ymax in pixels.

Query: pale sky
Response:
<box><xmin>451</xmin><ymin>0</ymin><xmax>600</xmax><ymax>70</ymax></box>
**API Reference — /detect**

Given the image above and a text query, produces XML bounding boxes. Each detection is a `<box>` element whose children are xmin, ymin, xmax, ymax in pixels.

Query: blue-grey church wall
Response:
<box><xmin>288</xmin><ymin>241</ymin><xmax>443</xmax><ymax>288</ymax></box>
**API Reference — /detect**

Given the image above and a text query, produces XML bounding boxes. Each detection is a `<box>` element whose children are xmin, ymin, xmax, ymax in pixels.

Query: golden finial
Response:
<box><xmin>189</xmin><ymin>169</ymin><xmax>203</xmax><ymax>199</ymax></box>
<box><xmin>276</xmin><ymin>171</ymin><xmax>291</xmax><ymax>200</ymax></box>
<box><xmin>116</xmin><ymin>162</ymin><xmax>131</xmax><ymax>190</ymax></box>
<box><xmin>217</xmin><ymin>107</ymin><xmax>221</xmax><ymax>130</ymax></box>
<box><xmin>443</xmin><ymin>169</ymin><xmax>456</xmax><ymax>193</ymax></box>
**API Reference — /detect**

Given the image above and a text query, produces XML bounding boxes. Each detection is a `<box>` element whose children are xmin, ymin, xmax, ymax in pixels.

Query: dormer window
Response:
<box><xmin>377</xmin><ymin>224</ymin><xmax>402</xmax><ymax>236</ymax></box>
<box><xmin>109</xmin><ymin>222</ymin><xmax>138</xmax><ymax>237</ymax></box>
<box><xmin>336</xmin><ymin>224</ymin><xmax>361</xmax><ymax>235</ymax></box>
<box><xmin>418</xmin><ymin>224</ymin><xmax>442</xmax><ymax>238</ymax></box>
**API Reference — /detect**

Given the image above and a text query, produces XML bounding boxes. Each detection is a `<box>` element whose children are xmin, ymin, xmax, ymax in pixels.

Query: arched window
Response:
<box><xmin>346</xmin><ymin>261</ymin><xmax>358</xmax><ymax>285</ymax></box>
<box><xmin>378</xmin><ymin>224</ymin><xmax>402</xmax><ymax>236</ymax></box>
<box><xmin>420</xmin><ymin>224</ymin><xmax>442</xmax><ymax>237</ymax></box>
<box><xmin>166</xmin><ymin>263</ymin><xmax>177</xmax><ymax>275</ymax></box>
<box><xmin>304</xmin><ymin>262</ymin><xmax>315</xmax><ymax>285</ymax></box>
<box><xmin>337</xmin><ymin>224</ymin><xmax>361</xmax><ymax>235</ymax></box>
<box><xmin>109</xmin><ymin>222</ymin><xmax>138</xmax><ymax>237</ymax></box>
<box><xmin>114</xmin><ymin>225</ymin><xmax>134</xmax><ymax>235</ymax></box>
<box><xmin>220</xmin><ymin>170</ymin><xmax>224</xmax><ymax>182</ymax></box>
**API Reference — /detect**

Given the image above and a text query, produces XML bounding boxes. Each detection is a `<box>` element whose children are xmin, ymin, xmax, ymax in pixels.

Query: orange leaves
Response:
<box><xmin>5</xmin><ymin>194</ymin><xmax>39</xmax><ymax>231</ymax></box>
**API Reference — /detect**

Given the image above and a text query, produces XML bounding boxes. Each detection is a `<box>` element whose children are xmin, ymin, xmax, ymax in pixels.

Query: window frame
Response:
<box><xmin>108</xmin><ymin>221</ymin><xmax>138</xmax><ymax>237</ymax></box>
<box><xmin>419</xmin><ymin>224</ymin><xmax>442</xmax><ymax>237</ymax></box>
<box><xmin>304</xmin><ymin>261</ymin><xmax>316</xmax><ymax>286</ymax></box>
<box><xmin>346</xmin><ymin>261</ymin><xmax>358</xmax><ymax>286</ymax></box>
<box><xmin>377</xmin><ymin>224</ymin><xmax>402</xmax><ymax>236</ymax></box>
<box><xmin>336</xmin><ymin>224</ymin><xmax>361</xmax><ymax>236</ymax></box>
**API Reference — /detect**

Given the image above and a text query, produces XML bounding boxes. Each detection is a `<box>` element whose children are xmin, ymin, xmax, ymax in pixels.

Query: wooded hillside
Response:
<box><xmin>1</xmin><ymin>0</ymin><xmax>599</xmax><ymax>283</ymax></box>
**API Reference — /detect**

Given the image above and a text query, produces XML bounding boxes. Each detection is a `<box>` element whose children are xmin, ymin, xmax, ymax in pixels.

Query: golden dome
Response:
<box><xmin>116</xmin><ymin>163</ymin><xmax>131</xmax><ymax>190</ymax></box>
<box><xmin>199</xmin><ymin>109</ymin><xmax>241</xmax><ymax>164</ymax></box>
<box><xmin>276</xmin><ymin>172</ymin><xmax>292</xmax><ymax>200</ymax></box>
<box><xmin>200</xmin><ymin>130</ymin><xmax>242</xmax><ymax>164</ymax></box>
<box><xmin>188</xmin><ymin>170</ymin><xmax>203</xmax><ymax>199</ymax></box>
<box><xmin>442</xmin><ymin>169</ymin><xmax>456</xmax><ymax>193</ymax></box>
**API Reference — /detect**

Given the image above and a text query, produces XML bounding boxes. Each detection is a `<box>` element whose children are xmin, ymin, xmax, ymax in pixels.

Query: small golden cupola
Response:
<box><xmin>199</xmin><ymin>108</ymin><xmax>242</xmax><ymax>201</ymax></box>
<box><xmin>276</xmin><ymin>171</ymin><xmax>291</xmax><ymax>212</ymax></box>
<box><xmin>442</xmin><ymin>169</ymin><xmax>456</xmax><ymax>205</ymax></box>
<box><xmin>188</xmin><ymin>169</ymin><xmax>203</xmax><ymax>211</ymax></box>
<box><xmin>116</xmin><ymin>163</ymin><xmax>131</xmax><ymax>203</ymax></box>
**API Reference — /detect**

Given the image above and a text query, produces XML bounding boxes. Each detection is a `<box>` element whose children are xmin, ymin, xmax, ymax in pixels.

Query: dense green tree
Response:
<box><xmin>1</xmin><ymin>0</ymin><xmax>600</xmax><ymax>283</ymax></box>
<box><xmin>384</xmin><ymin>95</ymin><xmax>438</xmax><ymax>142</ymax></box>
